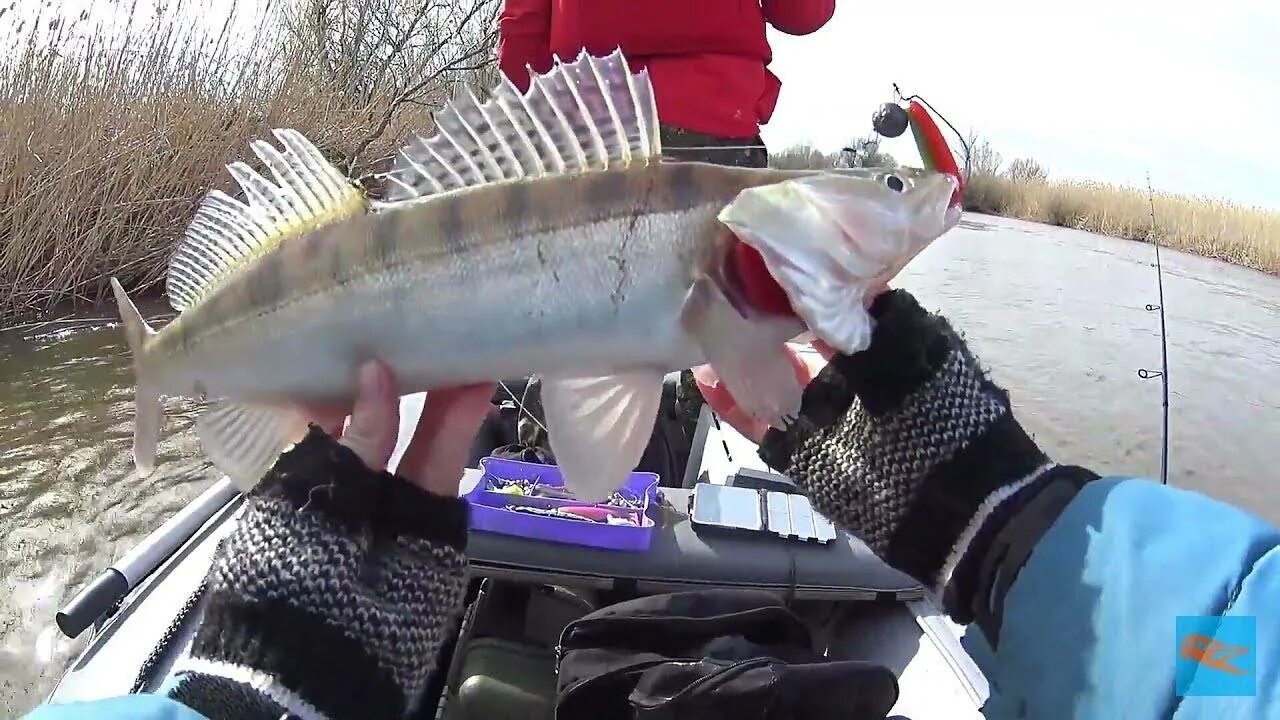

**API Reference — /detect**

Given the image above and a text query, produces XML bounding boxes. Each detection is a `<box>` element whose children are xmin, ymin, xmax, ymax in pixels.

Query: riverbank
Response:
<box><xmin>963</xmin><ymin>172</ymin><xmax>1280</xmax><ymax>276</ymax></box>
<box><xmin>769</xmin><ymin>143</ymin><xmax>1280</xmax><ymax>278</ymax></box>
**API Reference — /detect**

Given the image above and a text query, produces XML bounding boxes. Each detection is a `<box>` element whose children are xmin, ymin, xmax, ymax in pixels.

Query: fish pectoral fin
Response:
<box><xmin>196</xmin><ymin>402</ymin><xmax>310</xmax><ymax>492</ymax></box>
<box><xmin>541</xmin><ymin>370</ymin><xmax>664</xmax><ymax>502</ymax></box>
<box><xmin>683</xmin><ymin>276</ymin><xmax>803</xmax><ymax>429</ymax></box>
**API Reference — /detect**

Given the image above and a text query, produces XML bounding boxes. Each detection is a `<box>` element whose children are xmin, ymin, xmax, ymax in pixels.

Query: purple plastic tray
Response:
<box><xmin>466</xmin><ymin>457</ymin><xmax>659</xmax><ymax>552</ymax></box>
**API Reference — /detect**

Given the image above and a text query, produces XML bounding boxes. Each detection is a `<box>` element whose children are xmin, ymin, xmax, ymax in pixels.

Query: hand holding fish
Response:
<box><xmin>694</xmin><ymin>348</ymin><xmax>821</xmax><ymax>444</ymax></box>
<box><xmin>302</xmin><ymin>360</ymin><xmax>496</xmax><ymax>497</ymax></box>
<box><xmin>695</xmin><ymin>281</ymin><xmax>889</xmax><ymax>443</ymax></box>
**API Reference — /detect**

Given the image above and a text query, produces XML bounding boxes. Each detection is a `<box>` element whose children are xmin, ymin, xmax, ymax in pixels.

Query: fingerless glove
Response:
<box><xmin>166</xmin><ymin>427</ymin><xmax>469</xmax><ymax>720</ymax></box>
<box><xmin>760</xmin><ymin>290</ymin><xmax>1097</xmax><ymax>641</ymax></box>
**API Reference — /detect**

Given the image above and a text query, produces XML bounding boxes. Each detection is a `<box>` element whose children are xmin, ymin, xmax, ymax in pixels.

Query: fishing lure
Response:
<box><xmin>906</xmin><ymin>100</ymin><xmax>964</xmax><ymax>206</ymax></box>
<box><xmin>873</xmin><ymin>97</ymin><xmax>965</xmax><ymax>206</ymax></box>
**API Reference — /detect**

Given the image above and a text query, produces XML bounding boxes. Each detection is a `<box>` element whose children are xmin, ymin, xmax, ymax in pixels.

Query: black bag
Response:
<box><xmin>554</xmin><ymin>589</ymin><xmax>898</xmax><ymax>720</ymax></box>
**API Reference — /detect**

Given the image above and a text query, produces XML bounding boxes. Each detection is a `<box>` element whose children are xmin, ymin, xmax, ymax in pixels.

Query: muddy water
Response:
<box><xmin>1</xmin><ymin>214</ymin><xmax>1277</xmax><ymax>715</ymax></box>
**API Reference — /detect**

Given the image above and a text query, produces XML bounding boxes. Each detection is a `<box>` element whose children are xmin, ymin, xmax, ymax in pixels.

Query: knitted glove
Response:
<box><xmin>166</xmin><ymin>426</ymin><xmax>469</xmax><ymax>720</ymax></box>
<box><xmin>760</xmin><ymin>290</ymin><xmax>1097</xmax><ymax>641</ymax></box>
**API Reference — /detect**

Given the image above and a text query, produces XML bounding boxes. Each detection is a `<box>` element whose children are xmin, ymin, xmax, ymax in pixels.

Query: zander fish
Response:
<box><xmin>109</xmin><ymin>49</ymin><xmax>961</xmax><ymax>500</ymax></box>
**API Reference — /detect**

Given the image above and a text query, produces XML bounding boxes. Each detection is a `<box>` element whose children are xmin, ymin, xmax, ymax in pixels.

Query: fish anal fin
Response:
<box><xmin>683</xmin><ymin>276</ymin><xmax>804</xmax><ymax>428</ymax></box>
<box><xmin>166</xmin><ymin>129</ymin><xmax>366</xmax><ymax>313</ymax></box>
<box><xmin>196</xmin><ymin>402</ymin><xmax>310</xmax><ymax>492</ymax></box>
<box><xmin>381</xmin><ymin>48</ymin><xmax>662</xmax><ymax>203</ymax></box>
<box><xmin>541</xmin><ymin>370</ymin><xmax>664</xmax><ymax>502</ymax></box>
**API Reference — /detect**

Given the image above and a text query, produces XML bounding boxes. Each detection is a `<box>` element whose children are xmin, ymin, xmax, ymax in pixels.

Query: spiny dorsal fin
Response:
<box><xmin>166</xmin><ymin>129</ymin><xmax>365</xmax><ymax>312</ymax></box>
<box><xmin>382</xmin><ymin>48</ymin><xmax>661</xmax><ymax>203</ymax></box>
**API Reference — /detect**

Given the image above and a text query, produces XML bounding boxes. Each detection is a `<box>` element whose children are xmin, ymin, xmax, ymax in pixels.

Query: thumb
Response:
<box><xmin>339</xmin><ymin>360</ymin><xmax>400</xmax><ymax>472</ymax></box>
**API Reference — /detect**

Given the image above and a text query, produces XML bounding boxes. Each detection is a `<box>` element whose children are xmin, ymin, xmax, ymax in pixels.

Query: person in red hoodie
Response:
<box><xmin>496</xmin><ymin>0</ymin><xmax>835</xmax><ymax>463</ymax></box>
<box><xmin>497</xmin><ymin>0</ymin><xmax>835</xmax><ymax>169</ymax></box>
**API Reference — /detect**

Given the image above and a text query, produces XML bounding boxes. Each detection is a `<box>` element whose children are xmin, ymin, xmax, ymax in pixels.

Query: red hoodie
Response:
<box><xmin>497</xmin><ymin>0</ymin><xmax>835</xmax><ymax>140</ymax></box>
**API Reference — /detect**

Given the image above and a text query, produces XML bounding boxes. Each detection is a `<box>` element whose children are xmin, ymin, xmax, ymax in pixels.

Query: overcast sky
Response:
<box><xmin>13</xmin><ymin>0</ymin><xmax>1277</xmax><ymax>209</ymax></box>
<box><xmin>762</xmin><ymin>0</ymin><xmax>1280</xmax><ymax>210</ymax></box>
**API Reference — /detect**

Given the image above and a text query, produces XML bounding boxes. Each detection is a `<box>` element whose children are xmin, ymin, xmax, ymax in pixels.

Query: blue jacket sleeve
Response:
<box><xmin>969</xmin><ymin>477</ymin><xmax>1280</xmax><ymax>720</ymax></box>
<box><xmin>21</xmin><ymin>694</ymin><xmax>207</xmax><ymax>720</ymax></box>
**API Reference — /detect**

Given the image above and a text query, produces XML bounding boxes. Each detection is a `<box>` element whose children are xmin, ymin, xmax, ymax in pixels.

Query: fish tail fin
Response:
<box><xmin>110</xmin><ymin>277</ymin><xmax>162</xmax><ymax>476</ymax></box>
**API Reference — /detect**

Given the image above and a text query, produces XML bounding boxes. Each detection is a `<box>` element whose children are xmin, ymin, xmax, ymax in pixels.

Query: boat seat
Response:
<box><xmin>443</xmin><ymin>581</ymin><xmax>593</xmax><ymax>720</ymax></box>
<box><xmin>448</xmin><ymin>638</ymin><xmax>556</xmax><ymax>720</ymax></box>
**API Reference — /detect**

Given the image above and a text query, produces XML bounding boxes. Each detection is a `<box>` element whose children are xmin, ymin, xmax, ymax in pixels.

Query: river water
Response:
<box><xmin>0</xmin><ymin>214</ymin><xmax>1277</xmax><ymax>715</ymax></box>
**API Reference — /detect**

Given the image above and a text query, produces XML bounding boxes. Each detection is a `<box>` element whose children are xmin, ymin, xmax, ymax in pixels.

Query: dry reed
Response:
<box><xmin>0</xmin><ymin>0</ymin><xmax>497</xmax><ymax>324</ymax></box>
<box><xmin>963</xmin><ymin>173</ymin><xmax>1280</xmax><ymax>274</ymax></box>
<box><xmin>772</xmin><ymin>135</ymin><xmax>1278</xmax><ymax>275</ymax></box>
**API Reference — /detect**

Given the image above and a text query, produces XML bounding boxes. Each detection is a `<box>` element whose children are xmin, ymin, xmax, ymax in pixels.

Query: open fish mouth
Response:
<box><xmin>718</xmin><ymin>168</ymin><xmax>960</xmax><ymax>356</ymax></box>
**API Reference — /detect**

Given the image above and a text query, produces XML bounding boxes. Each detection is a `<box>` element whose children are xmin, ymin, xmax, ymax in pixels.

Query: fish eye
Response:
<box><xmin>885</xmin><ymin>174</ymin><xmax>905</xmax><ymax>193</ymax></box>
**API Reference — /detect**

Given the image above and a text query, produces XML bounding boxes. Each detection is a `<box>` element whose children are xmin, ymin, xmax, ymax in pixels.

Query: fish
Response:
<box><xmin>108</xmin><ymin>48</ymin><xmax>960</xmax><ymax>501</ymax></box>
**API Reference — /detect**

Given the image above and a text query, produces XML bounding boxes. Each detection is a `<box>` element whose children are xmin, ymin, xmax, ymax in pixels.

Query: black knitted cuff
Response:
<box><xmin>168</xmin><ymin>672</ymin><xmax>289</xmax><ymax>719</ymax></box>
<box><xmin>189</xmin><ymin>594</ymin><xmax>411</xmax><ymax>720</ymax></box>
<box><xmin>760</xmin><ymin>289</ymin><xmax>949</xmax><ymax>471</ymax></box>
<box><xmin>258</xmin><ymin>424</ymin><xmax>469</xmax><ymax>551</ymax></box>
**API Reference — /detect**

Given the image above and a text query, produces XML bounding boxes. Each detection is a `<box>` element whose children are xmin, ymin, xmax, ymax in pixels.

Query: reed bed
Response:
<box><xmin>771</xmin><ymin>142</ymin><xmax>1279</xmax><ymax>275</ymax></box>
<box><xmin>963</xmin><ymin>172</ymin><xmax>1280</xmax><ymax>274</ymax></box>
<box><xmin>0</xmin><ymin>0</ymin><xmax>497</xmax><ymax>324</ymax></box>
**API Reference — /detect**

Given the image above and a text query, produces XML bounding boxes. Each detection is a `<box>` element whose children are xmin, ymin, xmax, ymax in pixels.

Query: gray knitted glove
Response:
<box><xmin>166</xmin><ymin>426</ymin><xmax>469</xmax><ymax>720</ymax></box>
<box><xmin>760</xmin><ymin>290</ymin><xmax>1097</xmax><ymax>641</ymax></box>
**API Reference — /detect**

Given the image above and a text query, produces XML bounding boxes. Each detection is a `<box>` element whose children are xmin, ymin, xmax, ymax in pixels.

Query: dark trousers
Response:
<box><xmin>659</xmin><ymin>125</ymin><xmax>770</xmax><ymax>169</ymax></box>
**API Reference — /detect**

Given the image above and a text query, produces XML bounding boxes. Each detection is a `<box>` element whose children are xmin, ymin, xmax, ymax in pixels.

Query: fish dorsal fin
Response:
<box><xmin>382</xmin><ymin>48</ymin><xmax>661</xmax><ymax>202</ymax></box>
<box><xmin>166</xmin><ymin>129</ymin><xmax>366</xmax><ymax>312</ymax></box>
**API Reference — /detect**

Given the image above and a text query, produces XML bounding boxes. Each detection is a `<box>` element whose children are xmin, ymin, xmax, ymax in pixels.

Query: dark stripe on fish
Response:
<box><xmin>247</xmin><ymin>248</ymin><xmax>285</xmax><ymax>310</ymax></box>
<box><xmin>369</xmin><ymin>209</ymin><xmax>402</xmax><ymax>267</ymax></box>
<box><xmin>504</xmin><ymin>179</ymin><xmax>533</xmax><ymax>228</ymax></box>
<box><xmin>664</xmin><ymin>162</ymin><xmax>701</xmax><ymax>209</ymax></box>
<box><xmin>300</xmin><ymin>224</ymin><xmax>327</xmax><ymax>262</ymax></box>
<box><xmin>438</xmin><ymin>193</ymin><xmax>468</xmax><ymax>256</ymax></box>
<box><xmin>583</xmin><ymin>163</ymin><xmax>631</xmax><ymax>217</ymax></box>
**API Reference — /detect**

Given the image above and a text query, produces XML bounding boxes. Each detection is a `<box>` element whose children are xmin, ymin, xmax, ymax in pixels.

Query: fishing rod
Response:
<box><xmin>1137</xmin><ymin>173</ymin><xmax>1171</xmax><ymax>485</ymax></box>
